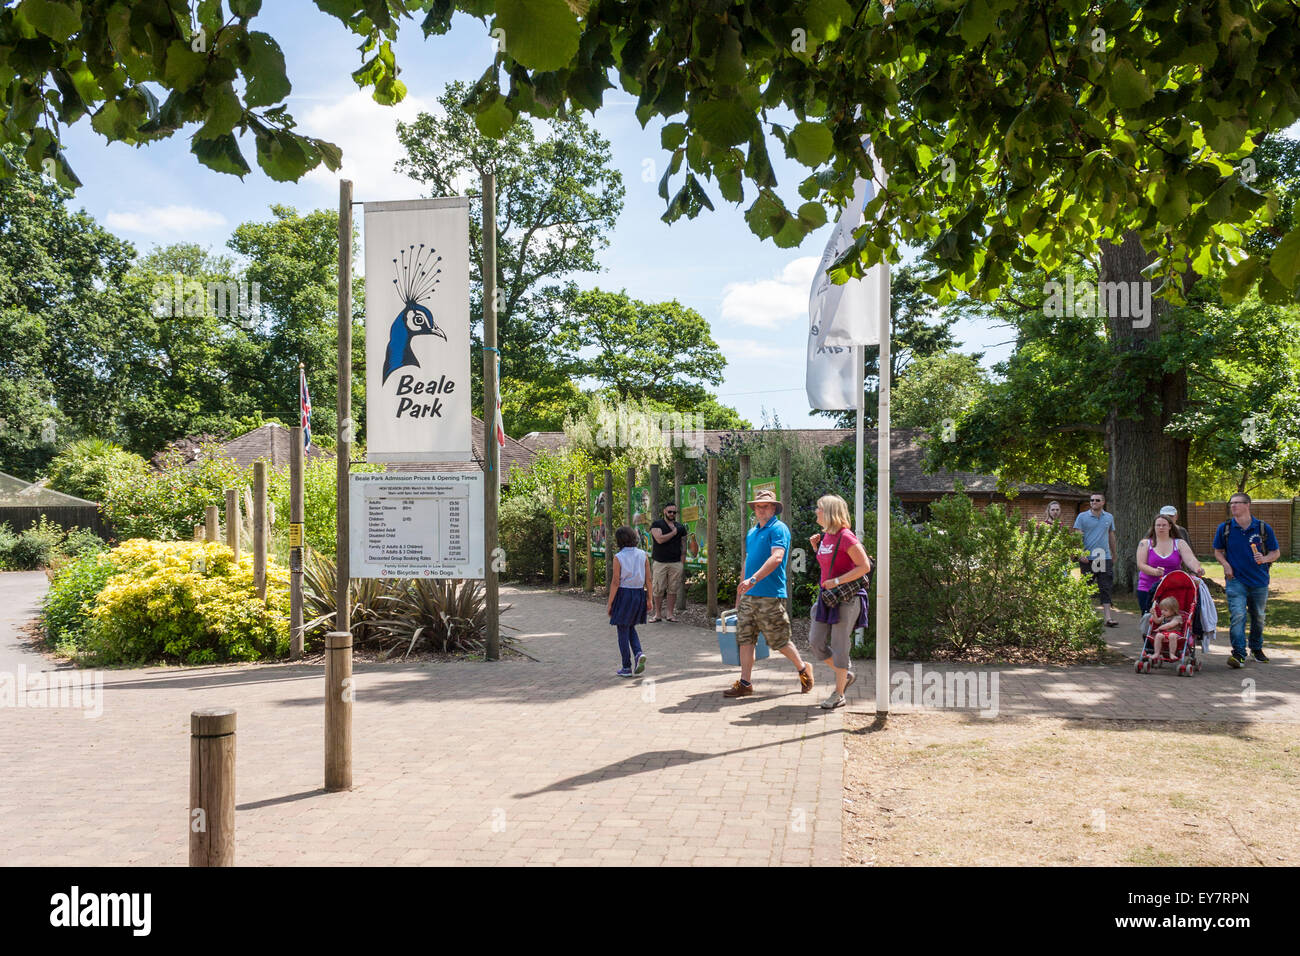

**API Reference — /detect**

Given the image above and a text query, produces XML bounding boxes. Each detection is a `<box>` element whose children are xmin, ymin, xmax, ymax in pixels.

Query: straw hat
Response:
<box><xmin>747</xmin><ymin>488</ymin><xmax>783</xmax><ymax>515</ymax></box>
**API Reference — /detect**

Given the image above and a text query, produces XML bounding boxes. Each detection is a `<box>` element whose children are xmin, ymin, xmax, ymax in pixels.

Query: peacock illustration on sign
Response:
<box><xmin>382</xmin><ymin>243</ymin><xmax>447</xmax><ymax>384</ymax></box>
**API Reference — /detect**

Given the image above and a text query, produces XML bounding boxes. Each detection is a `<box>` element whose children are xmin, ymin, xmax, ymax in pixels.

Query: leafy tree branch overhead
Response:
<box><xmin>3</xmin><ymin>1</ymin><xmax>1299</xmax><ymax>305</ymax></box>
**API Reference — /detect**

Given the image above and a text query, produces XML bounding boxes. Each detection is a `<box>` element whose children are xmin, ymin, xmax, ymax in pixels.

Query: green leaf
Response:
<box><xmin>192</xmin><ymin>132</ymin><xmax>251</xmax><ymax>177</ymax></box>
<box><xmin>956</xmin><ymin>0</ymin><xmax>996</xmax><ymax>46</ymax></box>
<box><xmin>19</xmin><ymin>0</ymin><xmax>82</xmax><ymax>43</ymax></box>
<box><xmin>229</xmin><ymin>0</ymin><xmax>262</xmax><ymax>17</ymax></box>
<box><xmin>255</xmin><ymin>128</ymin><xmax>311</xmax><ymax>182</ymax></box>
<box><xmin>474</xmin><ymin>94</ymin><xmax>516</xmax><ymax>138</ymax></box>
<box><xmin>494</xmin><ymin>0</ymin><xmax>581</xmax><ymax>72</ymax></box>
<box><xmin>711</xmin><ymin>26</ymin><xmax>745</xmax><ymax>85</ymax></box>
<box><xmin>807</xmin><ymin>0</ymin><xmax>853</xmax><ymax>41</ymax></box>
<box><xmin>195</xmin><ymin>84</ymin><xmax>243</xmax><ymax>140</ymax></box>
<box><xmin>797</xmin><ymin>201</ymin><xmax>828</xmax><ymax>228</ymax></box>
<box><xmin>163</xmin><ymin>40</ymin><xmax>208</xmax><ymax>91</ymax></box>
<box><xmin>1108</xmin><ymin>59</ymin><xmax>1153</xmax><ymax>109</ymax></box>
<box><xmin>1267</xmin><ymin>227</ymin><xmax>1300</xmax><ymax>289</ymax></box>
<box><xmin>243</xmin><ymin>32</ymin><xmax>290</xmax><ymax>107</ymax></box>
<box><xmin>660</xmin><ymin>122</ymin><xmax>687</xmax><ymax>150</ymax></box>
<box><xmin>692</xmin><ymin>98</ymin><xmax>754</xmax><ymax>148</ymax></box>
<box><xmin>718</xmin><ymin>169</ymin><xmax>744</xmax><ymax>204</ymax></box>
<box><xmin>787</xmin><ymin>121</ymin><xmax>834</xmax><ymax>167</ymax></box>
<box><xmin>1220</xmin><ymin>256</ymin><xmax>1261</xmax><ymax>303</ymax></box>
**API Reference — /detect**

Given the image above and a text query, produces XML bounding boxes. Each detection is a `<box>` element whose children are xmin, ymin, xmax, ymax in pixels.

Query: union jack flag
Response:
<box><xmin>299</xmin><ymin>364</ymin><xmax>312</xmax><ymax>449</ymax></box>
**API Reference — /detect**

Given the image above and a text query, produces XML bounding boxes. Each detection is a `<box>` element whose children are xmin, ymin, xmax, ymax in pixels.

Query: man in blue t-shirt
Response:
<box><xmin>1072</xmin><ymin>492</ymin><xmax>1120</xmax><ymax>627</ymax></box>
<box><xmin>723</xmin><ymin>490</ymin><xmax>814</xmax><ymax>698</ymax></box>
<box><xmin>1213</xmin><ymin>492</ymin><xmax>1282</xmax><ymax>667</ymax></box>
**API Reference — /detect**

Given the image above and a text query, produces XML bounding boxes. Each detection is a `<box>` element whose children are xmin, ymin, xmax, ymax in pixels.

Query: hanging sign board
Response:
<box><xmin>349</xmin><ymin>472</ymin><xmax>484</xmax><ymax>579</ymax></box>
<box><xmin>364</xmin><ymin>197</ymin><xmax>472</xmax><ymax>462</ymax></box>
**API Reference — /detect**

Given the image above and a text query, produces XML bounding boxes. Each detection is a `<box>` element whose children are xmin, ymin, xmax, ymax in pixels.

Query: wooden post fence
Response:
<box><xmin>253</xmin><ymin>460</ymin><xmax>267</xmax><ymax>601</ymax></box>
<box><xmin>739</xmin><ymin>453</ymin><xmax>751</xmax><ymax>574</ymax></box>
<box><xmin>225</xmin><ymin>489</ymin><xmax>240</xmax><ymax>561</ymax></box>
<box><xmin>707</xmin><ymin>456</ymin><xmax>718</xmax><ymax>619</ymax></box>
<box><xmin>552</xmin><ymin>487</ymin><xmax>561</xmax><ymax>588</ymax></box>
<box><xmin>204</xmin><ymin>505</ymin><xmax>218</xmax><ymax>542</ymax></box>
<box><xmin>585</xmin><ymin>472</ymin><xmax>595</xmax><ymax>593</ymax></box>
<box><xmin>604</xmin><ymin>469</ymin><xmax>614</xmax><ymax>589</ymax></box>
<box><xmin>674</xmin><ymin>458</ymin><xmax>687</xmax><ymax>609</ymax></box>
<box><xmin>290</xmin><ymin>425</ymin><xmax>305</xmax><ymax>659</ymax></box>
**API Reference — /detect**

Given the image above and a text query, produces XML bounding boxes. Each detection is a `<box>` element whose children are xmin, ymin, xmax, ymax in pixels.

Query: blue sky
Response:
<box><xmin>59</xmin><ymin>2</ymin><xmax>1010</xmax><ymax>430</ymax></box>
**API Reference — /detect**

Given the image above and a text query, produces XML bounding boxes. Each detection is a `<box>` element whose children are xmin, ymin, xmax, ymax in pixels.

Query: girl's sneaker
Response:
<box><xmin>634</xmin><ymin>653</ymin><xmax>647</xmax><ymax>675</ymax></box>
<box><xmin>616</xmin><ymin>667</ymin><xmax>634</xmax><ymax>678</ymax></box>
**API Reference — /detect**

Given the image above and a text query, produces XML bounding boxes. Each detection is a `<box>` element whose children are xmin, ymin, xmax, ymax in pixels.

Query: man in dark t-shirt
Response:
<box><xmin>649</xmin><ymin>505</ymin><xmax>688</xmax><ymax>622</ymax></box>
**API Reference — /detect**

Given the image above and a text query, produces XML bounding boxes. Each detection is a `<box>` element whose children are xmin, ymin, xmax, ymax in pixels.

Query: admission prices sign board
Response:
<box><xmin>364</xmin><ymin>197</ymin><xmax>472</xmax><ymax>463</ymax></box>
<box><xmin>350</xmin><ymin>472</ymin><xmax>485</xmax><ymax>579</ymax></box>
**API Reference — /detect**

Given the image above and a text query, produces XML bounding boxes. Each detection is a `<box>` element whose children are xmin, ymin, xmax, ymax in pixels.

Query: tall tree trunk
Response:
<box><xmin>1101</xmin><ymin>231</ymin><xmax>1190</xmax><ymax>594</ymax></box>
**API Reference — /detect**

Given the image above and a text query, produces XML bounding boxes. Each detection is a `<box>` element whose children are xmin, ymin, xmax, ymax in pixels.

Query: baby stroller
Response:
<box><xmin>1135</xmin><ymin>569</ymin><xmax>1202</xmax><ymax>677</ymax></box>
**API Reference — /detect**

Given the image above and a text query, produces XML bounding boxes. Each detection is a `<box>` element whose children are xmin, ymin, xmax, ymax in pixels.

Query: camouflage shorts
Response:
<box><xmin>736</xmin><ymin>595</ymin><xmax>791</xmax><ymax>650</ymax></box>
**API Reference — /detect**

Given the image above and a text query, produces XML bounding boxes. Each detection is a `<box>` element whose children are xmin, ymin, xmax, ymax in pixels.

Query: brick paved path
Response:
<box><xmin>2</xmin><ymin>573</ymin><xmax>1297</xmax><ymax>866</ymax></box>
<box><xmin>0</xmin><ymin>578</ymin><xmax>841</xmax><ymax>866</ymax></box>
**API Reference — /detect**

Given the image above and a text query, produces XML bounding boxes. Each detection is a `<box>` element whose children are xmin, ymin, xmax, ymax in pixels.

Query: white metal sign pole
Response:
<box><xmin>875</xmin><ymin>258</ymin><xmax>891</xmax><ymax>716</ymax></box>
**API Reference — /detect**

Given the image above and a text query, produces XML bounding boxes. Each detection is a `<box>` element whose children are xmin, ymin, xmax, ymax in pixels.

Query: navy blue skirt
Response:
<box><xmin>609</xmin><ymin>586</ymin><xmax>647</xmax><ymax>627</ymax></box>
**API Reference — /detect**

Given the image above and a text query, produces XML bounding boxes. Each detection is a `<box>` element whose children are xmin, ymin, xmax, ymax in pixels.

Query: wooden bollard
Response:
<box><xmin>225</xmin><ymin>488</ymin><xmax>240</xmax><ymax>561</ymax></box>
<box><xmin>324</xmin><ymin>631</ymin><xmax>352</xmax><ymax>791</ymax></box>
<box><xmin>189</xmin><ymin>708</ymin><xmax>236</xmax><ymax>866</ymax></box>
<box><xmin>205</xmin><ymin>504</ymin><xmax>219</xmax><ymax>542</ymax></box>
<box><xmin>193</xmin><ymin>524</ymin><xmax>203</xmax><ymax>541</ymax></box>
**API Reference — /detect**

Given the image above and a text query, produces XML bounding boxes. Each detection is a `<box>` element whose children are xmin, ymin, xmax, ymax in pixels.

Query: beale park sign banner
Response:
<box><xmin>364</xmin><ymin>197</ymin><xmax>472</xmax><ymax>463</ymax></box>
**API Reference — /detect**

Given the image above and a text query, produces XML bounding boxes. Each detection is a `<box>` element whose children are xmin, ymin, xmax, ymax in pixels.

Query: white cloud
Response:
<box><xmin>104</xmin><ymin>205</ymin><xmax>227</xmax><ymax>236</ymax></box>
<box><xmin>719</xmin><ymin>256</ymin><xmax>820</xmax><ymax>328</ymax></box>
<box><xmin>298</xmin><ymin>90</ymin><xmax>434</xmax><ymax>200</ymax></box>
<box><xmin>713</xmin><ymin>338</ymin><xmax>793</xmax><ymax>362</ymax></box>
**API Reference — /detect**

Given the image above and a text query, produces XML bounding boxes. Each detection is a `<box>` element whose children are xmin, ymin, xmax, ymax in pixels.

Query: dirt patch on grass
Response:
<box><xmin>843</xmin><ymin>712</ymin><xmax>1300</xmax><ymax>866</ymax></box>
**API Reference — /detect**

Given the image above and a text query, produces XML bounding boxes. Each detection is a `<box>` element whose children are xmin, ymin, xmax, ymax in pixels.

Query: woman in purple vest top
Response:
<box><xmin>1135</xmin><ymin>513</ymin><xmax>1205</xmax><ymax>615</ymax></box>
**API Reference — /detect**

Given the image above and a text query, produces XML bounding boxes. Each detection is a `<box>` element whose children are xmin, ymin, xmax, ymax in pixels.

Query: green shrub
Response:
<box><xmin>7</xmin><ymin>516</ymin><xmax>66</xmax><ymax>570</ymax></box>
<box><xmin>87</xmin><ymin>539</ymin><xmax>288</xmax><ymax>664</ymax></box>
<box><xmin>267</xmin><ymin>451</ymin><xmax>382</xmax><ymax>559</ymax></box>
<box><xmin>882</xmin><ymin>490</ymin><xmax>1103</xmax><ymax>659</ymax></box>
<box><xmin>43</xmin><ymin>551</ymin><xmax>119</xmax><ymax>649</ymax></box>
<box><xmin>60</xmin><ymin>527</ymin><xmax>106</xmax><ymax>560</ymax></box>
<box><xmin>0</xmin><ymin>522</ymin><xmax>17</xmax><ymax>570</ymax></box>
<box><xmin>498</xmin><ymin>494</ymin><xmax>554</xmax><ymax>582</ymax></box>
<box><xmin>44</xmin><ymin>438</ymin><xmax>149</xmax><ymax>503</ymax></box>
<box><xmin>100</xmin><ymin>440</ymin><xmax>246</xmax><ymax>540</ymax></box>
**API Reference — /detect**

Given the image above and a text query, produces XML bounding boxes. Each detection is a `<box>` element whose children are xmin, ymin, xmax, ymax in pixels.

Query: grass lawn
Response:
<box><xmin>844</xmin><ymin>713</ymin><xmax>1300</xmax><ymax>866</ymax></box>
<box><xmin>1110</xmin><ymin>560</ymin><xmax>1300</xmax><ymax>651</ymax></box>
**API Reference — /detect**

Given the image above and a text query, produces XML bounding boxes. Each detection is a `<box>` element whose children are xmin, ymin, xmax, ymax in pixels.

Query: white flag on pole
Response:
<box><xmin>806</xmin><ymin>145</ymin><xmax>885</xmax><ymax>409</ymax></box>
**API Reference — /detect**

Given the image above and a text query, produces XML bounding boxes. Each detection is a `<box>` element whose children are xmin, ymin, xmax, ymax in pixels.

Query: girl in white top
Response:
<box><xmin>607</xmin><ymin>525</ymin><xmax>651</xmax><ymax>678</ymax></box>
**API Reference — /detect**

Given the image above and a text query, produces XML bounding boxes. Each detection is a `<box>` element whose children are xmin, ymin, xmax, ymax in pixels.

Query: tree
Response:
<box><xmin>43</xmin><ymin>437</ymin><xmax>148</xmax><ymax>503</ymax></box>
<box><xmin>817</xmin><ymin>263</ymin><xmax>971</xmax><ymax>427</ymax></box>
<box><xmin>395</xmin><ymin>80</ymin><xmax>624</xmax><ymax>433</ymax></box>
<box><xmin>0</xmin><ymin>148</ymin><xmax>142</xmax><ymax>474</ymax></box>
<box><xmin>893</xmin><ymin>351</ymin><xmax>988</xmax><ymax>437</ymax></box>
<box><xmin>226</xmin><ymin>204</ymin><xmax>363</xmax><ymax>445</ymax></box>
<box><xmin>9</xmin><ymin>2</ymin><xmax>1300</xmax><ymax>304</ymax></box>
<box><xmin>558</xmin><ymin>288</ymin><xmax>726</xmax><ymax>407</ymax></box>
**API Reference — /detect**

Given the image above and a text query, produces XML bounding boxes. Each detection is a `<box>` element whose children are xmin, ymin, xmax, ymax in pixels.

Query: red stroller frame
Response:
<box><xmin>1136</xmin><ymin>570</ymin><xmax>1202</xmax><ymax>676</ymax></box>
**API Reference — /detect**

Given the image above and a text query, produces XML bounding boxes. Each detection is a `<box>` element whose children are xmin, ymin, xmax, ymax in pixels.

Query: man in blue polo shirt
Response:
<box><xmin>722</xmin><ymin>490</ymin><xmax>814</xmax><ymax>698</ymax></box>
<box><xmin>1072</xmin><ymin>491</ymin><xmax>1120</xmax><ymax>627</ymax></box>
<box><xmin>1213</xmin><ymin>492</ymin><xmax>1281</xmax><ymax>668</ymax></box>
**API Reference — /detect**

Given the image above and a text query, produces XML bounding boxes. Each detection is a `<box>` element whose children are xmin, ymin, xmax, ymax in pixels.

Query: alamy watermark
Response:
<box><xmin>594</xmin><ymin>404</ymin><xmax>705</xmax><ymax>456</ymax></box>
<box><xmin>889</xmin><ymin>664</ymin><xmax>1000</xmax><ymax>717</ymax></box>
<box><xmin>0</xmin><ymin>666</ymin><xmax>103</xmax><ymax>718</ymax></box>
<box><xmin>151</xmin><ymin>277</ymin><xmax>261</xmax><ymax>321</ymax></box>
<box><xmin>1043</xmin><ymin>273</ymin><xmax>1151</xmax><ymax>328</ymax></box>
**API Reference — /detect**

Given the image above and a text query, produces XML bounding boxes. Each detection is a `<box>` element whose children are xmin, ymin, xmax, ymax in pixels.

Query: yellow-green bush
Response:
<box><xmin>88</xmin><ymin>540</ymin><xmax>289</xmax><ymax>665</ymax></box>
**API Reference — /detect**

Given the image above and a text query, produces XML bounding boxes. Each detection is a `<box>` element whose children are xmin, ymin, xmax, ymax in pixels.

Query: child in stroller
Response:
<box><xmin>1135</xmin><ymin>570</ymin><xmax>1202</xmax><ymax>676</ymax></box>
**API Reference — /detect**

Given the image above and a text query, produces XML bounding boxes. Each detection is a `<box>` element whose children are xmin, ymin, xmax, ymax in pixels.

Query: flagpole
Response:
<box><xmin>875</xmin><ymin>254</ymin><xmax>891</xmax><ymax>716</ymax></box>
<box><xmin>854</xmin><ymin>344</ymin><xmax>865</xmax><ymax>648</ymax></box>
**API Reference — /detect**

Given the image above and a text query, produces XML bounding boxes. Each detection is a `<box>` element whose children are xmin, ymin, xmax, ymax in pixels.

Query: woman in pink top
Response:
<box><xmin>808</xmin><ymin>494</ymin><xmax>871</xmax><ymax>710</ymax></box>
<box><xmin>1135</xmin><ymin>514</ymin><xmax>1204</xmax><ymax>615</ymax></box>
